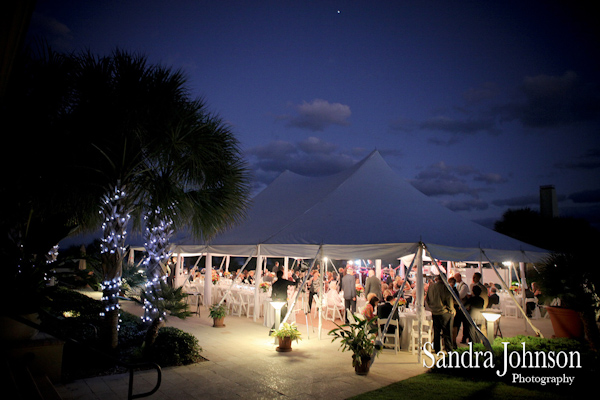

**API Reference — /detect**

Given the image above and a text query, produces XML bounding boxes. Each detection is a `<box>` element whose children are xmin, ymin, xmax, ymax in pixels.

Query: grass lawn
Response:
<box><xmin>349</xmin><ymin>371</ymin><xmax>587</xmax><ymax>400</ymax></box>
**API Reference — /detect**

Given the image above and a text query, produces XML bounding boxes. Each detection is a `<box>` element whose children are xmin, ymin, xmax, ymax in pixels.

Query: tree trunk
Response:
<box><xmin>580</xmin><ymin>309</ymin><xmax>600</xmax><ymax>352</ymax></box>
<box><xmin>100</xmin><ymin>252</ymin><xmax>123</xmax><ymax>350</ymax></box>
<box><xmin>143</xmin><ymin>317</ymin><xmax>164</xmax><ymax>356</ymax></box>
<box><xmin>101</xmin><ymin>308</ymin><xmax>120</xmax><ymax>349</ymax></box>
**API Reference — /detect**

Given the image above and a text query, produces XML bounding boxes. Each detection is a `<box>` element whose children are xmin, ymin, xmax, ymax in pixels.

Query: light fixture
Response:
<box><xmin>270</xmin><ymin>301</ymin><xmax>287</xmax><ymax>344</ymax></box>
<box><xmin>481</xmin><ymin>310</ymin><xmax>502</xmax><ymax>343</ymax></box>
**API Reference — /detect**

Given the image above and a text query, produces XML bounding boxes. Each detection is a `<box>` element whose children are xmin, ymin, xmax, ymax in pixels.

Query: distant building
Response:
<box><xmin>540</xmin><ymin>185</ymin><xmax>558</xmax><ymax>218</ymax></box>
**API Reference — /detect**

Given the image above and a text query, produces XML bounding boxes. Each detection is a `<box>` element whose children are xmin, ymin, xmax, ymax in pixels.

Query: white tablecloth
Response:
<box><xmin>397</xmin><ymin>310</ymin><xmax>432</xmax><ymax>350</ymax></box>
<box><xmin>498</xmin><ymin>292</ymin><xmax>523</xmax><ymax>317</ymax></box>
<box><xmin>263</xmin><ymin>287</ymin><xmax>298</xmax><ymax>328</ymax></box>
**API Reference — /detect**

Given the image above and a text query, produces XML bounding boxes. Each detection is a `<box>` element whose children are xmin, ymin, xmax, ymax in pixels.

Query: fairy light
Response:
<box><xmin>98</xmin><ymin>182</ymin><xmax>131</xmax><ymax>330</ymax></box>
<box><xmin>141</xmin><ymin>204</ymin><xmax>176</xmax><ymax>324</ymax></box>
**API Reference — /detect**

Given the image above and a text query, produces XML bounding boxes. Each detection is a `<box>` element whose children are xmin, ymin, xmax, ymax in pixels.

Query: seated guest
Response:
<box><xmin>487</xmin><ymin>287</ymin><xmax>500</xmax><ymax>308</ymax></box>
<box><xmin>326</xmin><ymin>282</ymin><xmax>343</xmax><ymax>307</ymax></box>
<box><xmin>362</xmin><ymin>295</ymin><xmax>379</xmax><ymax>320</ymax></box>
<box><xmin>464</xmin><ymin>285</ymin><xmax>485</xmax><ymax>343</ymax></box>
<box><xmin>377</xmin><ymin>295</ymin><xmax>401</xmax><ymax>335</ymax></box>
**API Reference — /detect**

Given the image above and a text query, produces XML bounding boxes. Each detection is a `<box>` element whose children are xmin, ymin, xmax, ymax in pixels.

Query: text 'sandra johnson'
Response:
<box><xmin>422</xmin><ymin>342</ymin><xmax>580</xmax><ymax>386</ymax></box>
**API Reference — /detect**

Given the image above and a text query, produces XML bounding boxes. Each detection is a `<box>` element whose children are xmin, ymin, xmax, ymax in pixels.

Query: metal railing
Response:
<box><xmin>6</xmin><ymin>313</ymin><xmax>162</xmax><ymax>400</ymax></box>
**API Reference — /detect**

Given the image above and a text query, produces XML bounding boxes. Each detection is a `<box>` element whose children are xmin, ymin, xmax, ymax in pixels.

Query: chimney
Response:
<box><xmin>540</xmin><ymin>185</ymin><xmax>558</xmax><ymax>218</ymax></box>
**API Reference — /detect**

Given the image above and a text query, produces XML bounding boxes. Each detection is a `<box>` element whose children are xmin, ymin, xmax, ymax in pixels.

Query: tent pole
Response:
<box><xmin>378</xmin><ymin>250</ymin><xmax>417</xmax><ymax>345</ymax></box>
<box><xmin>254</xmin><ymin>245</ymin><xmax>262</xmax><ymax>323</ymax></box>
<box><xmin>520</xmin><ymin>262</ymin><xmax>528</xmax><ymax>331</ymax></box>
<box><xmin>216</xmin><ymin>250</ymin><xmax>256</xmax><ymax>306</ymax></box>
<box><xmin>318</xmin><ymin>253</ymin><xmax>325</xmax><ymax>340</ymax></box>
<box><xmin>204</xmin><ymin>253</ymin><xmax>212</xmax><ymax>307</ymax></box>
<box><xmin>330</xmin><ymin>258</ymin><xmax>340</xmax><ymax>278</ymax></box>
<box><xmin>425</xmin><ymin>246</ymin><xmax>493</xmax><ymax>352</ymax></box>
<box><xmin>416</xmin><ymin>244</ymin><xmax>424</xmax><ymax>364</ymax></box>
<box><xmin>281</xmin><ymin>246</ymin><xmax>322</xmax><ymax>331</ymax></box>
<box><xmin>482</xmin><ymin>252</ymin><xmax>543</xmax><ymax>337</ymax></box>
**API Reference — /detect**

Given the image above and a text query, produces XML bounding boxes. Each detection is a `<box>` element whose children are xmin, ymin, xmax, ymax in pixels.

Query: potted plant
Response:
<box><xmin>537</xmin><ymin>252</ymin><xmax>600</xmax><ymax>348</ymax></box>
<box><xmin>271</xmin><ymin>322</ymin><xmax>302</xmax><ymax>352</ymax></box>
<box><xmin>329</xmin><ymin>317</ymin><xmax>379</xmax><ymax>375</ymax></box>
<box><xmin>209</xmin><ymin>303</ymin><xmax>228</xmax><ymax>328</ymax></box>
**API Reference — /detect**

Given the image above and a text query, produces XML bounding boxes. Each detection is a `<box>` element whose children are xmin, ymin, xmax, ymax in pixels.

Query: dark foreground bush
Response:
<box><xmin>144</xmin><ymin>326</ymin><xmax>203</xmax><ymax>366</ymax></box>
<box><xmin>39</xmin><ymin>287</ymin><xmax>203</xmax><ymax>379</ymax></box>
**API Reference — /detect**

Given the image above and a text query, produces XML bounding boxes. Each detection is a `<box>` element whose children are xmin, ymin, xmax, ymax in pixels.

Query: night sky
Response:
<box><xmin>27</xmin><ymin>1</ymin><xmax>600</xmax><ymax>230</ymax></box>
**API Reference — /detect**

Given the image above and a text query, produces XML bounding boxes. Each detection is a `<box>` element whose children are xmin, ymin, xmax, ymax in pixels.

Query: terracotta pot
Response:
<box><xmin>212</xmin><ymin>317</ymin><xmax>226</xmax><ymax>328</ymax></box>
<box><xmin>276</xmin><ymin>336</ymin><xmax>293</xmax><ymax>352</ymax></box>
<box><xmin>546</xmin><ymin>306</ymin><xmax>584</xmax><ymax>339</ymax></box>
<box><xmin>354</xmin><ymin>357</ymin><xmax>371</xmax><ymax>375</ymax></box>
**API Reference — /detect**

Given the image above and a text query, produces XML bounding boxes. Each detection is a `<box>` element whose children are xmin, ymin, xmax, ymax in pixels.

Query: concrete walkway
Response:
<box><xmin>54</xmin><ymin>296</ymin><xmax>555</xmax><ymax>400</ymax></box>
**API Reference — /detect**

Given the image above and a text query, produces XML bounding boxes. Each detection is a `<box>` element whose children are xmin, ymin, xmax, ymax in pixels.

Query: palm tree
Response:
<box><xmin>66</xmin><ymin>50</ymin><xmax>250</xmax><ymax>349</ymax></box>
<box><xmin>3</xmin><ymin>47</ymin><xmax>249</xmax><ymax>349</ymax></box>
<box><xmin>138</xmin><ymin>98</ymin><xmax>250</xmax><ymax>341</ymax></box>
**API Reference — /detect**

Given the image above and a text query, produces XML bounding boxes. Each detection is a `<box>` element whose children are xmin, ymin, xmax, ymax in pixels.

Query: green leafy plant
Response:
<box><xmin>329</xmin><ymin>317</ymin><xmax>379</xmax><ymax>367</ymax></box>
<box><xmin>143</xmin><ymin>326</ymin><xmax>202</xmax><ymax>366</ymax></box>
<box><xmin>209</xmin><ymin>303</ymin><xmax>228</xmax><ymax>319</ymax></box>
<box><xmin>536</xmin><ymin>252</ymin><xmax>600</xmax><ymax>350</ymax></box>
<box><xmin>271</xmin><ymin>322</ymin><xmax>302</xmax><ymax>342</ymax></box>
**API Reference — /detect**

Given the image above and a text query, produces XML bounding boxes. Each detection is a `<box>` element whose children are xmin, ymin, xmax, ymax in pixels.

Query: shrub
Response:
<box><xmin>144</xmin><ymin>326</ymin><xmax>202</xmax><ymax>366</ymax></box>
<box><xmin>118</xmin><ymin>310</ymin><xmax>146</xmax><ymax>348</ymax></box>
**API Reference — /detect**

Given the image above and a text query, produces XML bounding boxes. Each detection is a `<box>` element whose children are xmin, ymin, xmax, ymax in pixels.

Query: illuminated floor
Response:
<box><xmin>55</xmin><ymin>297</ymin><xmax>554</xmax><ymax>399</ymax></box>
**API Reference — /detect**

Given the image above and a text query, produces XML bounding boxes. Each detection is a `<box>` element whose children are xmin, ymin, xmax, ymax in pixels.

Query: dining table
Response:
<box><xmin>396</xmin><ymin>309</ymin><xmax>432</xmax><ymax>351</ymax></box>
<box><xmin>263</xmin><ymin>286</ymin><xmax>297</xmax><ymax>328</ymax></box>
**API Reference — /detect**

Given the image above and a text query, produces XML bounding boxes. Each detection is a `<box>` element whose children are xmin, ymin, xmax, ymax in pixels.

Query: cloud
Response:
<box><xmin>568</xmin><ymin>189</ymin><xmax>600</xmax><ymax>204</ymax></box>
<box><xmin>245</xmin><ymin>137</ymin><xmax>357</xmax><ymax>192</ymax></box>
<box><xmin>419</xmin><ymin>116</ymin><xmax>499</xmax><ymax>135</ymax></box>
<box><xmin>555</xmin><ymin>148</ymin><xmax>600</xmax><ymax>170</ymax></box>
<box><xmin>462</xmin><ymin>82</ymin><xmax>500</xmax><ymax>104</ymax></box>
<box><xmin>410</xmin><ymin>161</ymin><xmax>505</xmax><ymax>197</ymax></box>
<box><xmin>30</xmin><ymin>13</ymin><xmax>74</xmax><ymax>51</ymax></box>
<box><xmin>442</xmin><ymin>198</ymin><xmax>489</xmax><ymax>212</ymax></box>
<box><xmin>279</xmin><ymin>99</ymin><xmax>351</xmax><ymax>131</ymax></box>
<box><xmin>390</xmin><ymin>72</ymin><xmax>600</xmax><ymax>141</ymax></box>
<box><xmin>498</xmin><ymin>71</ymin><xmax>600</xmax><ymax>128</ymax></box>
<box><xmin>491</xmin><ymin>195</ymin><xmax>539</xmax><ymax>208</ymax></box>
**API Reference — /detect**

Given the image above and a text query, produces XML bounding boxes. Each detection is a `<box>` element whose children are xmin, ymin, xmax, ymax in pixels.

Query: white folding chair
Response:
<box><xmin>227</xmin><ymin>292</ymin><xmax>244</xmax><ymax>317</ymax></box>
<box><xmin>504</xmin><ymin>304</ymin><xmax>518</xmax><ymax>318</ymax></box>
<box><xmin>325</xmin><ymin>302</ymin><xmax>345</xmax><ymax>322</ymax></box>
<box><xmin>186</xmin><ymin>291</ymin><xmax>201</xmax><ymax>317</ymax></box>
<box><xmin>378</xmin><ymin>319</ymin><xmax>400</xmax><ymax>354</ymax></box>
<box><xmin>410</xmin><ymin>319</ymin><xmax>432</xmax><ymax>355</ymax></box>
<box><xmin>347</xmin><ymin>309</ymin><xmax>357</xmax><ymax>324</ymax></box>
<box><xmin>243</xmin><ymin>293</ymin><xmax>256</xmax><ymax>318</ymax></box>
<box><xmin>237</xmin><ymin>292</ymin><xmax>249</xmax><ymax>316</ymax></box>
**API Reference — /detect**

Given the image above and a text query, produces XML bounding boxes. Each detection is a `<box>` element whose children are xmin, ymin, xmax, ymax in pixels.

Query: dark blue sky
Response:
<box><xmin>28</xmin><ymin>0</ymin><xmax>600</xmax><ymax>229</ymax></box>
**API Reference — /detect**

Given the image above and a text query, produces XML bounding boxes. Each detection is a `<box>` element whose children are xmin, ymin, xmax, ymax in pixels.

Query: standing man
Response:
<box><xmin>273</xmin><ymin>261</ymin><xmax>281</xmax><ymax>273</ymax></box>
<box><xmin>453</xmin><ymin>272</ymin><xmax>470</xmax><ymax>344</ymax></box>
<box><xmin>270</xmin><ymin>270</ymin><xmax>297</xmax><ymax>331</ymax></box>
<box><xmin>364</xmin><ymin>269</ymin><xmax>382</xmax><ymax>301</ymax></box>
<box><xmin>470</xmin><ymin>272</ymin><xmax>489</xmax><ymax>309</ymax></box>
<box><xmin>342</xmin><ymin>266</ymin><xmax>357</xmax><ymax>323</ymax></box>
<box><xmin>425</xmin><ymin>275</ymin><xmax>455</xmax><ymax>353</ymax></box>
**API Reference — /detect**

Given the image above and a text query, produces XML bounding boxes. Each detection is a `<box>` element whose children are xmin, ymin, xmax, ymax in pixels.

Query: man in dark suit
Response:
<box><xmin>270</xmin><ymin>270</ymin><xmax>297</xmax><ymax>331</ymax></box>
<box><xmin>377</xmin><ymin>295</ymin><xmax>401</xmax><ymax>335</ymax></box>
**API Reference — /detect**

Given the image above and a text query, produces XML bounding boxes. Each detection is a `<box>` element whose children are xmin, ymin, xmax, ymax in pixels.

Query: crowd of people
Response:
<box><xmin>188</xmin><ymin>260</ymin><xmax>541</xmax><ymax>354</ymax></box>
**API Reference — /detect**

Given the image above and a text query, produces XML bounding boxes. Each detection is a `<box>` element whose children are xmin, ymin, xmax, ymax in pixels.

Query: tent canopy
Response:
<box><xmin>170</xmin><ymin>150</ymin><xmax>547</xmax><ymax>264</ymax></box>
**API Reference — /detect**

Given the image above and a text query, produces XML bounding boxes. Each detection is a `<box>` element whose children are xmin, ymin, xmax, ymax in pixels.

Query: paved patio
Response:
<box><xmin>54</xmin><ymin>293</ymin><xmax>555</xmax><ymax>400</ymax></box>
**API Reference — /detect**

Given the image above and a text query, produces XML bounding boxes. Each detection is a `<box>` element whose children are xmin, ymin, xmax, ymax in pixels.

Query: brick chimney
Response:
<box><xmin>539</xmin><ymin>185</ymin><xmax>558</xmax><ymax>218</ymax></box>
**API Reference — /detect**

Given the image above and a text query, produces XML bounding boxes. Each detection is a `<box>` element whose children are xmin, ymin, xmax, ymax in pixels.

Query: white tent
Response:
<box><xmin>167</xmin><ymin>150</ymin><xmax>548</xmax><ymax>353</ymax></box>
<box><xmin>171</xmin><ymin>150</ymin><xmax>547</xmax><ymax>262</ymax></box>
